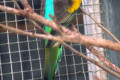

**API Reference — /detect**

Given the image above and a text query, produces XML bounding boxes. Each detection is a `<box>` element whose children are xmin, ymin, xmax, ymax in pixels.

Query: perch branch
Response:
<box><xmin>50</xmin><ymin>14</ymin><xmax>65</xmax><ymax>36</ymax></box>
<box><xmin>80</xmin><ymin>7</ymin><xmax>120</xmax><ymax>44</ymax></box>
<box><xmin>0</xmin><ymin>4</ymin><xmax>120</xmax><ymax>52</ymax></box>
<box><xmin>0</xmin><ymin>24</ymin><xmax>62</xmax><ymax>43</ymax></box>
<box><xmin>0</xmin><ymin>23</ymin><xmax>120</xmax><ymax>79</ymax></box>
<box><xmin>86</xmin><ymin>45</ymin><xmax>120</xmax><ymax>73</ymax></box>
<box><xmin>62</xmin><ymin>42</ymin><xmax>120</xmax><ymax>79</ymax></box>
<box><xmin>12</xmin><ymin>0</ymin><xmax>21</xmax><ymax>9</ymax></box>
<box><xmin>71</xmin><ymin>23</ymin><xmax>120</xmax><ymax>74</ymax></box>
<box><xmin>93</xmin><ymin>75</ymin><xmax>100</xmax><ymax>80</ymax></box>
<box><xmin>29</xmin><ymin>20</ymin><xmax>48</xmax><ymax>34</ymax></box>
<box><xmin>40</xmin><ymin>0</ymin><xmax>46</xmax><ymax>16</ymax></box>
<box><xmin>20</xmin><ymin>0</ymin><xmax>34</xmax><ymax>13</ymax></box>
<box><xmin>12</xmin><ymin>0</ymin><xmax>46</xmax><ymax>34</ymax></box>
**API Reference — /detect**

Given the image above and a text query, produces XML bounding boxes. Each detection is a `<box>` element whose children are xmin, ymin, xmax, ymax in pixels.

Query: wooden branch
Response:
<box><xmin>20</xmin><ymin>0</ymin><xmax>34</xmax><ymax>13</ymax></box>
<box><xmin>0</xmin><ymin>24</ymin><xmax>63</xmax><ymax>43</ymax></box>
<box><xmin>63</xmin><ymin>32</ymin><xmax>120</xmax><ymax>52</ymax></box>
<box><xmin>71</xmin><ymin>24</ymin><xmax>120</xmax><ymax>74</ymax></box>
<box><xmin>93</xmin><ymin>75</ymin><xmax>100</xmax><ymax>80</ymax></box>
<box><xmin>40</xmin><ymin>0</ymin><xmax>46</xmax><ymax>16</ymax></box>
<box><xmin>12</xmin><ymin>0</ymin><xmax>46</xmax><ymax>34</ymax></box>
<box><xmin>49</xmin><ymin>14</ymin><xmax>65</xmax><ymax>36</ymax></box>
<box><xmin>0</xmin><ymin>5</ymin><xmax>24</xmax><ymax>16</ymax></box>
<box><xmin>0</xmin><ymin>4</ymin><xmax>120</xmax><ymax>52</ymax></box>
<box><xmin>62</xmin><ymin>42</ymin><xmax>120</xmax><ymax>79</ymax></box>
<box><xmin>29</xmin><ymin>20</ymin><xmax>48</xmax><ymax>34</ymax></box>
<box><xmin>79</xmin><ymin>6</ymin><xmax>120</xmax><ymax>74</ymax></box>
<box><xmin>80</xmin><ymin>7</ymin><xmax>120</xmax><ymax>44</ymax></box>
<box><xmin>12</xmin><ymin>0</ymin><xmax>21</xmax><ymax>9</ymax></box>
<box><xmin>86</xmin><ymin>45</ymin><xmax>120</xmax><ymax>74</ymax></box>
<box><xmin>1</xmin><ymin>23</ymin><xmax>120</xmax><ymax>79</ymax></box>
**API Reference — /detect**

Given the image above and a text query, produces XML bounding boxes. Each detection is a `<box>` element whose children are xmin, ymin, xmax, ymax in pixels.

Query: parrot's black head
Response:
<box><xmin>54</xmin><ymin>0</ymin><xmax>73</xmax><ymax>20</ymax></box>
<box><xmin>54</xmin><ymin>0</ymin><xmax>72</xmax><ymax>10</ymax></box>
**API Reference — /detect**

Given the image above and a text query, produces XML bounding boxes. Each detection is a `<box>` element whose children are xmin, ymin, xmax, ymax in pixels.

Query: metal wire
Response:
<box><xmin>0</xmin><ymin>0</ymin><xmax>106</xmax><ymax>80</ymax></box>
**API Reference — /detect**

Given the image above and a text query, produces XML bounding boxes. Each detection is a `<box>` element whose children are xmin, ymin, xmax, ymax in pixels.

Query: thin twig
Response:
<box><xmin>86</xmin><ymin>45</ymin><xmax>120</xmax><ymax>74</ymax></box>
<box><xmin>93</xmin><ymin>75</ymin><xmax>100</xmax><ymax>80</ymax></box>
<box><xmin>40</xmin><ymin>0</ymin><xmax>46</xmax><ymax>16</ymax></box>
<box><xmin>62</xmin><ymin>42</ymin><xmax>120</xmax><ymax>79</ymax></box>
<box><xmin>20</xmin><ymin>0</ymin><xmax>34</xmax><ymax>13</ymax></box>
<box><xmin>13</xmin><ymin>0</ymin><xmax>46</xmax><ymax>34</ymax></box>
<box><xmin>29</xmin><ymin>20</ymin><xmax>48</xmax><ymax>34</ymax></box>
<box><xmin>71</xmin><ymin>24</ymin><xmax>120</xmax><ymax>74</ymax></box>
<box><xmin>80</xmin><ymin>6</ymin><xmax>120</xmax><ymax>73</ymax></box>
<box><xmin>49</xmin><ymin>14</ymin><xmax>65</xmax><ymax>47</ymax></box>
<box><xmin>80</xmin><ymin>7</ymin><xmax>120</xmax><ymax>44</ymax></box>
<box><xmin>12</xmin><ymin>0</ymin><xmax>21</xmax><ymax>9</ymax></box>
<box><xmin>0</xmin><ymin>24</ymin><xmax>61</xmax><ymax>42</ymax></box>
<box><xmin>49</xmin><ymin>14</ymin><xmax>65</xmax><ymax>36</ymax></box>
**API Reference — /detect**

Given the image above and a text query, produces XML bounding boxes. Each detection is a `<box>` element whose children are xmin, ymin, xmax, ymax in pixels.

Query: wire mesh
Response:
<box><xmin>0</xmin><ymin>0</ymin><xmax>106</xmax><ymax>80</ymax></box>
<box><xmin>82</xmin><ymin>0</ymin><xmax>107</xmax><ymax>80</ymax></box>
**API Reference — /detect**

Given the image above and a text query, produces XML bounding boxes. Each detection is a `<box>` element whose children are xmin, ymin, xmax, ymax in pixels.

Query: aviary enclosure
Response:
<box><xmin>0</xmin><ymin>0</ymin><xmax>120</xmax><ymax>80</ymax></box>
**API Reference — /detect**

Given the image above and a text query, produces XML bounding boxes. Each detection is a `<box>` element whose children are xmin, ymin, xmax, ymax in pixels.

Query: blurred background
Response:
<box><xmin>0</xmin><ymin>0</ymin><xmax>120</xmax><ymax>80</ymax></box>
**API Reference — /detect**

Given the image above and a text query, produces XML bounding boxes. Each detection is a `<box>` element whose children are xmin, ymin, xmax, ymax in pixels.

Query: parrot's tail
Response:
<box><xmin>44</xmin><ymin>46</ymin><xmax>62</xmax><ymax>80</ymax></box>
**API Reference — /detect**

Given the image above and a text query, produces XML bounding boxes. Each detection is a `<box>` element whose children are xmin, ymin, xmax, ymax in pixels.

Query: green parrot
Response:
<box><xmin>44</xmin><ymin>0</ymin><xmax>82</xmax><ymax>80</ymax></box>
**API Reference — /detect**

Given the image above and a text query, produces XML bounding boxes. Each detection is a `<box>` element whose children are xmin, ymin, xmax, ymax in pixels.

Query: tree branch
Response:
<box><xmin>12</xmin><ymin>0</ymin><xmax>21</xmax><ymax>9</ymax></box>
<box><xmin>80</xmin><ymin>6</ymin><xmax>120</xmax><ymax>44</ymax></box>
<box><xmin>1</xmin><ymin>23</ymin><xmax>120</xmax><ymax>79</ymax></box>
<box><xmin>71</xmin><ymin>24</ymin><xmax>120</xmax><ymax>74</ymax></box>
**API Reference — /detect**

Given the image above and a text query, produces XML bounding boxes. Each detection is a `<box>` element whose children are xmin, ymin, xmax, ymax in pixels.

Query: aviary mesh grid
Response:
<box><xmin>0</xmin><ymin>0</ymin><xmax>105</xmax><ymax>80</ymax></box>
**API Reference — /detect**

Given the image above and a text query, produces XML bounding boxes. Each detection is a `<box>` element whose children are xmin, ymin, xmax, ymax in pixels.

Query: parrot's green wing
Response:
<box><xmin>44</xmin><ymin>0</ymin><xmax>82</xmax><ymax>80</ymax></box>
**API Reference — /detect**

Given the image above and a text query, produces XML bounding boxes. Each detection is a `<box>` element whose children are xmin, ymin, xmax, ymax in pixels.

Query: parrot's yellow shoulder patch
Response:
<box><xmin>67</xmin><ymin>0</ymin><xmax>82</xmax><ymax>13</ymax></box>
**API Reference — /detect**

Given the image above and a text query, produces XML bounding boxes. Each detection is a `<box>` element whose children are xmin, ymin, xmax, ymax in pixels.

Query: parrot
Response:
<box><xmin>44</xmin><ymin>0</ymin><xmax>82</xmax><ymax>80</ymax></box>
